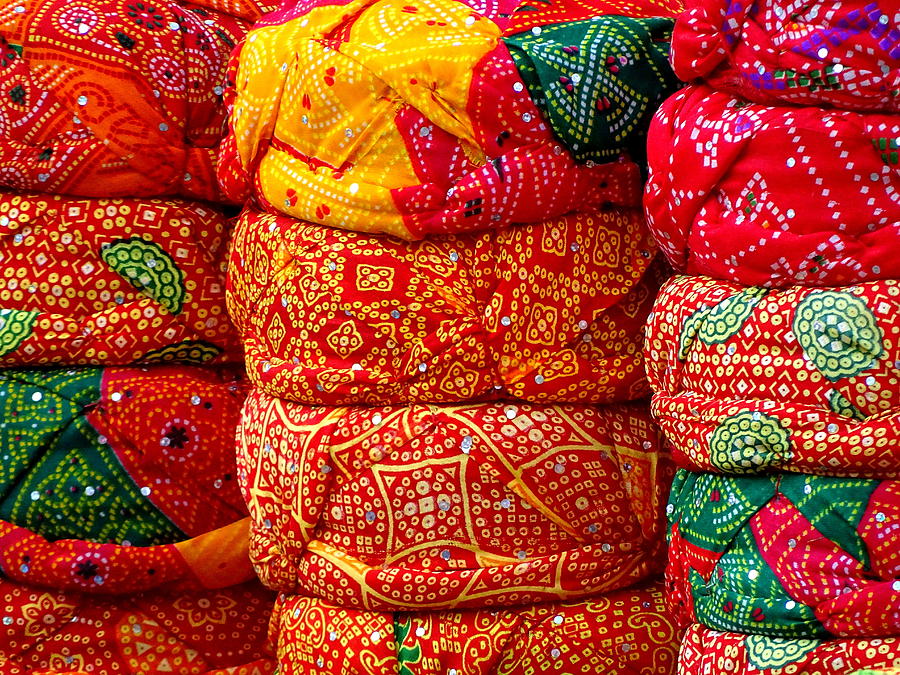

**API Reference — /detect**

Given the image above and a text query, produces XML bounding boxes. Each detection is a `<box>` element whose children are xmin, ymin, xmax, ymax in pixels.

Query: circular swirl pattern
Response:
<box><xmin>708</xmin><ymin>411</ymin><xmax>791</xmax><ymax>473</ymax></box>
<box><xmin>744</xmin><ymin>633</ymin><xmax>821</xmax><ymax>669</ymax></box>
<box><xmin>793</xmin><ymin>291</ymin><xmax>884</xmax><ymax>381</ymax></box>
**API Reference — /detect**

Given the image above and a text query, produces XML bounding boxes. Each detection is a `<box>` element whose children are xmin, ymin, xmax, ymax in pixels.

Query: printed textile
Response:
<box><xmin>228</xmin><ymin>207</ymin><xmax>662</xmax><ymax>405</ymax></box>
<box><xmin>670</xmin><ymin>0</ymin><xmax>900</xmax><ymax>112</ymax></box>
<box><xmin>0</xmin><ymin>578</ymin><xmax>275</xmax><ymax>674</ymax></box>
<box><xmin>218</xmin><ymin>0</ymin><xmax>683</xmax><ymax>238</ymax></box>
<box><xmin>667</xmin><ymin>470</ymin><xmax>900</xmax><ymax>639</ymax></box>
<box><xmin>0</xmin><ymin>365</ymin><xmax>247</xmax><ymax>547</ymax></box>
<box><xmin>0</xmin><ymin>193</ymin><xmax>240</xmax><ymax>366</ymax></box>
<box><xmin>0</xmin><ymin>0</ymin><xmax>252</xmax><ymax>200</ymax></box>
<box><xmin>645</xmin><ymin>275</ymin><xmax>900</xmax><ymax>478</ymax></box>
<box><xmin>644</xmin><ymin>84</ymin><xmax>900</xmax><ymax>287</ymax></box>
<box><xmin>679</xmin><ymin>624</ymin><xmax>900</xmax><ymax>675</ymax></box>
<box><xmin>0</xmin><ymin>517</ymin><xmax>256</xmax><ymax>595</ymax></box>
<box><xmin>239</xmin><ymin>394</ymin><xmax>672</xmax><ymax>610</ymax></box>
<box><xmin>270</xmin><ymin>579</ymin><xmax>679</xmax><ymax>674</ymax></box>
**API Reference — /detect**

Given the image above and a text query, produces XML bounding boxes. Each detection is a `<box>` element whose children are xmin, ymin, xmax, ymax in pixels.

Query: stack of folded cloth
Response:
<box><xmin>0</xmin><ymin>0</ymin><xmax>279</xmax><ymax>670</ymax></box>
<box><xmin>221</xmin><ymin>0</ymin><xmax>686</xmax><ymax>670</ymax></box>
<box><xmin>643</xmin><ymin>1</ymin><xmax>900</xmax><ymax>673</ymax></box>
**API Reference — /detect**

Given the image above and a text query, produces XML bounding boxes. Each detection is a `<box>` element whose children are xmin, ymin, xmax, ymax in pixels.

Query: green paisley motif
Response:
<box><xmin>0</xmin><ymin>308</ymin><xmax>38</xmax><ymax>357</ymax></box>
<box><xmin>744</xmin><ymin>634</ymin><xmax>821</xmax><ymax>669</ymax></box>
<box><xmin>139</xmin><ymin>340</ymin><xmax>221</xmax><ymax>364</ymax></box>
<box><xmin>100</xmin><ymin>237</ymin><xmax>186</xmax><ymax>315</ymax></box>
<box><xmin>395</xmin><ymin>617</ymin><xmax>422</xmax><ymax>675</ymax></box>
<box><xmin>793</xmin><ymin>291</ymin><xmax>884</xmax><ymax>381</ymax></box>
<box><xmin>708</xmin><ymin>411</ymin><xmax>792</xmax><ymax>473</ymax></box>
<box><xmin>826</xmin><ymin>389</ymin><xmax>866</xmax><ymax>421</ymax></box>
<box><xmin>678</xmin><ymin>287</ymin><xmax>766</xmax><ymax>360</ymax></box>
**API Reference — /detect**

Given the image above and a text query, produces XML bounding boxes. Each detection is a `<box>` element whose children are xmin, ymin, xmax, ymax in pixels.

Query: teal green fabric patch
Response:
<box><xmin>0</xmin><ymin>368</ymin><xmax>182</xmax><ymax>545</ymax></box>
<box><xmin>504</xmin><ymin>14</ymin><xmax>680</xmax><ymax>164</ymax></box>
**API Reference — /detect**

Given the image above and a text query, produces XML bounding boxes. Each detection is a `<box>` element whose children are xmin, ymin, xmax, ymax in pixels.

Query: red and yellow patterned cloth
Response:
<box><xmin>270</xmin><ymin>579</ymin><xmax>679</xmax><ymax>674</ymax></box>
<box><xmin>645</xmin><ymin>275</ymin><xmax>900</xmax><ymax>478</ymax></box>
<box><xmin>667</xmin><ymin>471</ymin><xmax>900</xmax><ymax>640</ymax></box>
<box><xmin>644</xmin><ymin>84</ymin><xmax>900</xmax><ymax>287</ymax></box>
<box><xmin>679</xmin><ymin>624</ymin><xmax>900</xmax><ymax>675</ymax></box>
<box><xmin>0</xmin><ymin>365</ymin><xmax>247</xmax><ymax>546</ymax></box>
<box><xmin>217</xmin><ymin>0</ymin><xmax>684</xmax><ymax>239</ymax></box>
<box><xmin>0</xmin><ymin>518</ymin><xmax>256</xmax><ymax>595</ymax></box>
<box><xmin>0</xmin><ymin>578</ymin><xmax>274</xmax><ymax>674</ymax></box>
<box><xmin>670</xmin><ymin>0</ymin><xmax>900</xmax><ymax>112</ymax></box>
<box><xmin>228</xmin><ymin>207</ymin><xmax>661</xmax><ymax>405</ymax></box>
<box><xmin>0</xmin><ymin>193</ymin><xmax>240</xmax><ymax>366</ymax></box>
<box><xmin>0</xmin><ymin>0</ymin><xmax>253</xmax><ymax>201</ymax></box>
<box><xmin>239</xmin><ymin>395</ymin><xmax>672</xmax><ymax>610</ymax></box>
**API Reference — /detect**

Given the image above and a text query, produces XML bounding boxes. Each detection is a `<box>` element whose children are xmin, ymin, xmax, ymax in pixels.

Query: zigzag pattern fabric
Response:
<box><xmin>644</xmin><ymin>1</ymin><xmax>900</xmax><ymax>672</ymax></box>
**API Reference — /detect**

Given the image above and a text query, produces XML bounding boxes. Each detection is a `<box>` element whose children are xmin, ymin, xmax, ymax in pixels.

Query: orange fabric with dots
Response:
<box><xmin>0</xmin><ymin>0</ymin><xmax>254</xmax><ymax>201</ymax></box>
<box><xmin>269</xmin><ymin>580</ymin><xmax>680</xmax><ymax>674</ymax></box>
<box><xmin>0</xmin><ymin>577</ymin><xmax>275</xmax><ymax>673</ymax></box>
<box><xmin>227</xmin><ymin>207</ymin><xmax>662</xmax><ymax>405</ymax></box>
<box><xmin>0</xmin><ymin>192</ymin><xmax>240</xmax><ymax>366</ymax></box>
<box><xmin>238</xmin><ymin>394</ymin><xmax>672</xmax><ymax>610</ymax></box>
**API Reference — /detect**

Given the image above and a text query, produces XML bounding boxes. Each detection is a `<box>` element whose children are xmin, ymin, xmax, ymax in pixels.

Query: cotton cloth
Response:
<box><xmin>228</xmin><ymin>207</ymin><xmax>663</xmax><ymax>405</ymax></box>
<box><xmin>644</xmin><ymin>84</ymin><xmax>900</xmax><ymax>287</ymax></box>
<box><xmin>269</xmin><ymin>579</ymin><xmax>679</xmax><ymax>674</ymax></box>
<box><xmin>218</xmin><ymin>0</ymin><xmax>683</xmax><ymax>239</ymax></box>
<box><xmin>0</xmin><ymin>0</ymin><xmax>254</xmax><ymax>200</ymax></box>
<box><xmin>645</xmin><ymin>275</ymin><xmax>900</xmax><ymax>478</ymax></box>
<box><xmin>667</xmin><ymin>470</ymin><xmax>900</xmax><ymax>639</ymax></box>
<box><xmin>0</xmin><ymin>365</ymin><xmax>247</xmax><ymax>547</ymax></box>
<box><xmin>0</xmin><ymin>193</ymin><xmax>240</xmax><ymax>366</ymax></box>
<box><xmin>239</xmin><ymin>394</ymin><xmax>673</xmax><ymax>610</ymax></box>
<box><xmin>670</xmin><ymin>0</ymin><xmax>900</xmax><ymax>112</ymax></box>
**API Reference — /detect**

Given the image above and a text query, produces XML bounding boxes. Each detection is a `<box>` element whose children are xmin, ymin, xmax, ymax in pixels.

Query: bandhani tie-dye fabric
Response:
<box><xmin>667</xmin><ymin>470</ymin><xmax>900</xmax><ymax>639</ymax></box>
<box><xmin>670</xmin><ymin>0</ymin><xmax>900</xmax><ymax>112</ymax></box>
<box><xmin>218</xmin><ymin>0</ymin><xmax>682</xmax><ymax>239</ymax></box>
<box><xmin>186</xmin><ymin>0</ymin><xmax>276</xmax><ymax>20</ymax></box>
<box><xmin>228</xmin><ymin>207</ymin><xmax>662</xmax><ymax>405</ymax></box>
<box><xmin>505</xmin><ymin>11</ymin><xmax>679</xmax><ymax>165</ymax></box>
<box><xmin>0</xmin><ymin>365</ymin><xmax>247</xmax><ymax>547</ymax></box>
<box><xmin>270</xmin><ymin>579</ymin><xmax>679</xmax><ymax>674</ymax></box>
<box><xmin>0</xmin><ymin>0</ymin><xmax>252</xmax><ymax>201</ymax></box>
<box><xmin>679</xmin><ymin>625</ymin><xmax>900</xmax><ymax>674</ymax></box>
<box><xmin>0</xmin><ymin>578</ymin><xmax>274</xmax><ymax>673</ymax></box>
<box><xmin>644</xmin><ymin>84</ymin><xmax>900</xmax><ymax>287</ymax></box>
<box><xmin>0</xmin><ymin>518</ymin><xmax>255</xmax><ymax>594</ymax></box>
<box><xmin>0</xmin><ymin>193</ymin><xmax>240</xmax><ymax>366</ymax></box>
<box><xmin>239</xmin><ymin>394</ymin><xmax>672</xmax><ymax>610</ymax></box>
<box><xmin>645</xmin><ymin>275</ymin><xmax>900</xmax><ymax>478</ymax></box>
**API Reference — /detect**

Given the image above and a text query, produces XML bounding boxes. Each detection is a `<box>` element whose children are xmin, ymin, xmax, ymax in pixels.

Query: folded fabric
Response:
<box><xmin>0</xmin><ymin>518</ymin><xmax>255</xmax><ymax>595</ymax></box>
<box><xmin>188</xmin><ymin>0</ymin><xmax>277</xmax><ymax>21</ymax></box>
<box><xmin>670</xmin><ymin>0</ymin><xmax>900</xmax><ymax>112</ymax></box>
<box><xmin>0</xmin><ymin>577</ymin><xmax>274</xmax><ymax>673</ymax></box>
<box><xmin>239</xmin><ymin>394</ymin><xmax>672</xmax><ymax>610</ymax></box>
<box><xmin>229</xmin><ymin>207</ymin><xmax>662</xmax><ymax>405</ymax></box>
<box><xmin>644</xmin><ymin>84</ymin><xmax>900</xmax><ymax>287</ymax></box>
<box><xmin>219</xmin><ymin>0</ymin><xmax>683</xmax><ymax>238</ymax></box>
<box><xmin>0</xmin><ymin>193</ymin><xmax>240</xmax><ymax>366</ymax></box>
<box><xmin>0</xmin><ymin>0</ymin><xmax>252</xmax><ymax>201</ymax></box>
<box><xmin>680</xmin><ymin>624</ymin><xmax>900</xmax><ymax>675</ymax></box>
<box><xmin>667</xmin><ymin>470</ymin><xmax>900</xmax><ymax>639</ymax></box>
<box><xmin>645</xmin><ymin>275</ymin><xmax>900</xmax><ymax>478</ymax></box>
<box><xmin>0</xmin><ymin>365</ymin><xmax>247</xmax><ymax>546</ymax></box>
<box><xmin>270</xmin><ymin>579</ymin><xmax>679</xmax><ymax>674</ymax></box>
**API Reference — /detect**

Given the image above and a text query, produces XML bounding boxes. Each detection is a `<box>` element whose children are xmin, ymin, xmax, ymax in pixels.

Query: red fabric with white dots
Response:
<box><xmin>644</xmin><ymin>84</ymin><xmax>900</xmax><ymax>287</ymax></box>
